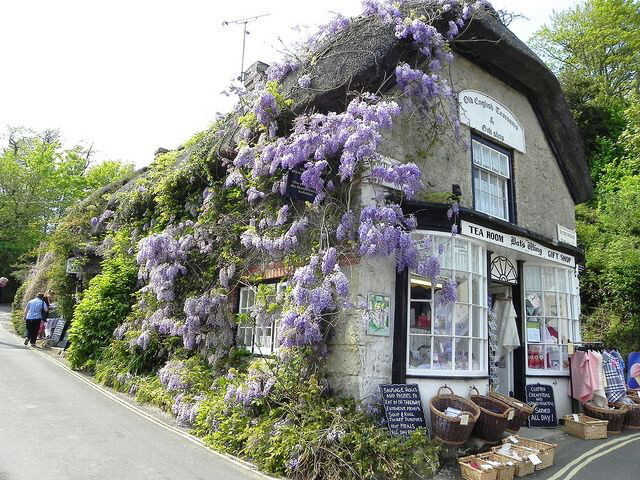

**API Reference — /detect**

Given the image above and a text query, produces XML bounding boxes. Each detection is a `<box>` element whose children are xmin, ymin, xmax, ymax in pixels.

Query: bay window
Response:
<box><xmin>407</xmin><ymin>234</ymin><xmax>488</xmax><ymax>376</ymax></box>
<box><xmin>523</xmin><ymin>265</ymin><xmax>580</xmax><ymax>374</ymax></box>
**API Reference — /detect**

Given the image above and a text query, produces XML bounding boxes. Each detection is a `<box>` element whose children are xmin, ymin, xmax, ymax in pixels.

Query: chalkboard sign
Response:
<box><xmin>379</xmin><ymin>384</ymin><xmax>428</xmax><ymax>437</ymax></box>
<box><xmin>525</xmin><ymin>383</ymin><xmax>557</xmax><ymax>427</ymax></box>
<box><xmin>50</xmin><ymin>319</ymin><xmax>66</xmax><ymax>344</ymax></box>
<box><xmin>284</xmin><ymin>168</ymin><xmax>316</xmax><ymax>201</ymax></box>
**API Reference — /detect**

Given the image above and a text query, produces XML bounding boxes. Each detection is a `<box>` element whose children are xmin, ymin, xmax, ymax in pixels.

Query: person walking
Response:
<box><xmin>23</xmin><ymin>293</ymin><xmax>48</xmax><ymax>346</ymax></box>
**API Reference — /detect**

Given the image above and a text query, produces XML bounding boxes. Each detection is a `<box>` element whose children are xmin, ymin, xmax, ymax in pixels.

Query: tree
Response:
<box><xmin>0</xmin><ymin>127</ymin><xmax>134</xmax><ymax>293</ymax></box>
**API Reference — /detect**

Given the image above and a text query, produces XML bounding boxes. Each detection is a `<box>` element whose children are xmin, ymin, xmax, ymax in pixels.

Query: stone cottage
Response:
<box><xmin>233</xmin><ymin>5</ymin><xmax>592</xmax><ymax>420</ymax></box>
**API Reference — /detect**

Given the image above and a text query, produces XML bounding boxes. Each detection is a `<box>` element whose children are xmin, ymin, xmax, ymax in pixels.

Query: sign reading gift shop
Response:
<box><xmin>459</xmin><ymin>90</ymin><xmax>526</xmax><ymax>153</ymax></box>
<box><xmin>461</xmin><ymin>221</ymin><xmax>575</xmax><ymax>267</ymax></box>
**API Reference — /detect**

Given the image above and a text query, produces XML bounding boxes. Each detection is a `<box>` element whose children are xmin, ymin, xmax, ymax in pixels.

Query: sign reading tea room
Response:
<box><xmin>459</xmin><ymin>90</ymin><xmax>526</xmax><ymax>153</ymax></box>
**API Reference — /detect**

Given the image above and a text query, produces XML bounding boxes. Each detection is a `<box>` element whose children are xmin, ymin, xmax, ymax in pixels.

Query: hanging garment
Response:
<box><xmin>589</xmin><ymin>351</ymin><xmax>607</xmax><ymax>408</ymax></box>
<box><xmin>603</xmin><ymin>351</ymin><xmax>627</xmax><ymax>403</ymax></box>
<box><xmin>494</xmin><ymin>299</ymin><xmax>520</xmax><ymax>360</ymax></box>
<box><xmin>569</xmin><ymin>351</ymin><xmax>595</xmax><ymax>403</ymax></box>
<box><xmin>629</xmin><ymin>352</ymin><xmax>640</xmax><ymax>389</ymax></box>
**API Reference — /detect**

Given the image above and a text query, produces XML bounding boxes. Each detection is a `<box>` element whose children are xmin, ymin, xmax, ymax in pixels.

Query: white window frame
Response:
<box><xmin>406</xmin><ymin>232</ymin><xmax>489</xmax><ymax>377</ymax></box>
<box><xmin>237</xmin><ymin>282</ymin><xmax>286</xmax><ymax>356</ymax></box>
<box><xmin>472</xmin><ymin>138</ymin><xmax>512</xmax><ymax>222</ymax></box>
<box><xmin>523</xmin><ymin>265</ymin><xmax>580</xmax><ymax>376</ymax></box>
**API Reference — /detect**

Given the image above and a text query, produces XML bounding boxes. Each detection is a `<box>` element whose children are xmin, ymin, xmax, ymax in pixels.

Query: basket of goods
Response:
<box><xmin>583</xmin><ymin>402</ymin><xmax>628</xmax><ymax>434</ymax></box>
<box><xmin>612</xmin><ymin>401</ymin><xmax>640</xmax><ymax>430</ymax></box>
<box><xmin>430</xmin><ymin>385</ymin><xmax>481</xmax><ymax>446</ymax></box>
<box><xmin>458</xmin><ymin>455</ymin><xmax>498</xmax><ymax>480</ymax></box>
<box><xmin>488</xmin><ymin>390</ymin><xmax>535</xmax><ymax>433</ymax></box>
<box><xmin>475</xmin><ymin>452</ymin><xmax>516</xmax><ymax>480</ymax></box>
<box><xmin>564</xmin><ymin>414</ymin><xmax>608</xmax><ymax>439</ymax></box>
<box><xmin>502</xmin><ymin>435</ymin><xmax>556</xmax><ymax>470</ymax></box>
<box><xmin>491</xmin><ymin>444</ymin><xmax>535</xmax><ymax>478</ymax></box>
<box><xmin>628</xmin><ymin>390</ymin><xmax>640</xmax><ymax>404</ymax></box>
<box><xmin>469</xmin><ymin>386</ymin><xmax>515</xmax><ymax>444</ymax></box>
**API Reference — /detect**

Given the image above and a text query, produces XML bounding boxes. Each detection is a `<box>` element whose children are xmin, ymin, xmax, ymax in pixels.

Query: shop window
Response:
<box><xmin>472</xmin><ymin>138</ymin><xmax>513</xmax><ymax>222</ymax></box>
<box><xmin>524</xmin><ymin>266</ymin><xmax>580</xmax><ymax>375</ymax></box>
<box><xmin>407</xmin><ymin>234</ymin><xmax>488</xmax><ymax>376</ymax></box>
<box><xmin>237</xmin><ymin>282</ymin><xmax>286</xmax><ymax>355</ymax></box>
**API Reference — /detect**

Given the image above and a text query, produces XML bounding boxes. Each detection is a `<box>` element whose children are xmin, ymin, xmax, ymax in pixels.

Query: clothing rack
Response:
<box><xmin>568</xmin><ymin>341</ymin><xmax>605</xmax><ymax>414</ymax></box>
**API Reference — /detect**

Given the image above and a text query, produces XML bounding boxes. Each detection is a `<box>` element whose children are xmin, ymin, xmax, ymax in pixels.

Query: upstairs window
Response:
<box><xmin>472</xmin><ymin>138</ymin><xmax>513</xmax><ymax>222</ymax></box>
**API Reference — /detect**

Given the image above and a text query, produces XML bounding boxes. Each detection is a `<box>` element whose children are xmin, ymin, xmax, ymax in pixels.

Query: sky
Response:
<box><xmin>0</xmin><ymin>0</ymin><xmax>578</xmax><ymax>168</ymax></box>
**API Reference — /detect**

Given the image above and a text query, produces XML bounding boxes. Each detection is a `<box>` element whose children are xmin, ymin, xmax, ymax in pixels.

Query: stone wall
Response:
<box><xmin>379</xmin><ymin>54</ymin><xmax>577</xmax><ymax>239</ymax></box>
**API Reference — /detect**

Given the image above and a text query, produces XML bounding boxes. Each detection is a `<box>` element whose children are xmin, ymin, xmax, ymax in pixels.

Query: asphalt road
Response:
<box><xmin>0</xmin><ymin>305</ymin><xmax>267</xmax><ymax>480</ymax></box>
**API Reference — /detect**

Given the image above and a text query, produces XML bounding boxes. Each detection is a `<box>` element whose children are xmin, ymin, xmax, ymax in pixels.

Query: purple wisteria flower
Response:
<box><xmin>253</xmin><ymin>92</ymin><xmax>280</xmax><ymax>126</ymax></box>
<box><xmin>298</xmin><ymin>74</ymin><xmax>312</xmax><ymax>88</ymax></box>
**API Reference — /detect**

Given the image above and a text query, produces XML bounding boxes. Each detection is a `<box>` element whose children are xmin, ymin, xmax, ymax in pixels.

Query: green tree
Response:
<box><xmin>0</xmin><ymin>128</ymin><xmax>134</xmax><ymax>290</ymax></box>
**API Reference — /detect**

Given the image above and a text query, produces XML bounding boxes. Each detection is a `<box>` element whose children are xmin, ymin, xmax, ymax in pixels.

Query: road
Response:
<box><xmin>0</xmin><ymin>305</ymin><xmax>267</xmax><ymax>480</ymax></box>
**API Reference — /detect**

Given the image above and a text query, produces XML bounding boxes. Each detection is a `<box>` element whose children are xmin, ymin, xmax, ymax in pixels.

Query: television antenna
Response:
<box><xmin>222</xmin><ymin>13</ymin><xmax>270</xmax><ymax>83</ymax></box>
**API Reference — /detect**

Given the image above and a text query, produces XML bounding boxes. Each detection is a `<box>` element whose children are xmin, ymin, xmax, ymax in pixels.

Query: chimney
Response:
<box><xmin>243</xmin><ymin>61</ymin><xmax>269</xmax><ymax>91</ymax></box>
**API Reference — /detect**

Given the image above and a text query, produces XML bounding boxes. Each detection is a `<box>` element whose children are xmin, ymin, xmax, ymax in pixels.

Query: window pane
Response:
<box><xmin>542</xmin><ymin>267</ymin><xmax>556</xmax><ymax>290</ymax></box>
<box><xmin>525</xmin><ymin>292</ymin><xmax>543</xmax><ymax>316</ymax></box>
<box><xmin>434</xmin><ymin>337</ymin><xmax>453</xmax><ymax>370</ymax></box>
<box><xmin>472</xmin><ymin>274</ymin><xmax>483</xmax><ymax>305</ymax></box>
<box><xmin>410</xmin><ymin>301</ymin><xmax>432</xmax><ymax>333</ymax></box>
<box><xmin>455</xmin><ymin>338</ymin><xmax>470</xmax><ymax>371</ymax></box>
<box><xmin>482</xmin><ymin>144</ymin><xmax>491</xmax><ymax>168</ymax></box>
<box><xmin>528</xmin><ymin>344</ymin><xmax>545</xmax><ymax>370</ymax></box>
<box><xmin>410</xmin><ymin>279</ymin><xmax>432</xmax><ymax>300</ymax></box>
<box><xmin>454</xmin><ymin>239</ymin><xmax>469</xmax><ymax>271</ymax></box>
<box><xmin>472</xmin><ymin>339</ymin><xmax>484</xmax><ymax>371</ymax></box>
<box><xmin>546</xmin><ymin>345</ymin><xmax>562</xmax><ymax>370</ymax></box>
<box><xmin>557</xmin><ymin>294</ymin><xmax>569</xmax><ymax>318</ymax></box>
<box><xmin>471</xmin><ymin>244</ymin><xmax>480</xmax><ymax>274</ymax></box>
<box><xmin>433</xmin><ymin>302</ymin><xmax>453</xmax><ymax>335</ymax></box>
<box><xmin>544</xmin><ymin>292</ymin><xmax>558</xmax><ymax>317</ymax></box>
<box><xmin>473</xmin><ymin>140</ymin><xmax>482</xmax><ymax>166</ymax></box>
<box><xmin>472</xmin><ymin>306</ymin><xmax>484</xmax><ymax>338</ymax></box>
<box><xmin>455</xmin><ymin>304</ymin><xmax>471</xmax><ymax>336</ymax></box>
<box><xmin>409</xmin><ymin>336</ymin><xmax>432</xmax><ymax>369</ymax></box>
<box><xmin>524</xmin><ymin>266</ymin><xmax>542</xmax><ymax>290</ymax></box>
<box><xmin>456</xmin><ymin>273</ymin><xmax>470</xmax><ymax>303</ymax></box>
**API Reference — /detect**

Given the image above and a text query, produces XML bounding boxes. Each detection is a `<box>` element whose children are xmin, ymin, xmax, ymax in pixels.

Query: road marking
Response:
<box><xmin>0</xmin><ymin>319</ymin><xmax>279</xmax><ymax>480</ymax></box>
<box><xmin>544</xmin><ymin>432</ymin><xmax>640</xmax><ymax>480</ymax></box>
<box><xmin>558</xmin><ymin>435</ymin><xmax>640</xmax><ymax>480</ymax></box>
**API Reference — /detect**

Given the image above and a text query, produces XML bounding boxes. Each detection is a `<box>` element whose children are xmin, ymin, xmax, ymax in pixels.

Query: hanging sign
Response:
<box><xmin>284</xmin><ymin>168</ymin><xmax>316</xmax><ymax>201</ymax></box>
<box><xmin>459</xmin><ymin>90</ymin><xmax>526</xmax><ymax>152</ymax></box>
<box><xmin>379</xmin><ymin>384</ymin><xmax>428</xmax><ymax>437</ymax></box>
<box><xmin>461</xmin><ymin>221</ymin><xmax>575</xmax><ymax>267</ymax></box>
<box><xmin>525</xmin><ymin>384</ymin><xmax>557</xmax><ymax>427</ymax></box>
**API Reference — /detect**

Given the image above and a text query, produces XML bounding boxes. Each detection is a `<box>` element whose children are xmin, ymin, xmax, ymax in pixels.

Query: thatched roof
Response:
<box><xmin>224</xmin><ymin>3</ymin><xmax>592</xmax><ymax>204</ymax></box>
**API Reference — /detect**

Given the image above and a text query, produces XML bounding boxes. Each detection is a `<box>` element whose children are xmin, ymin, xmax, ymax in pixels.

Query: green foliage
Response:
<box><xmin>67</xmin><ymin>233</ymin><xmax>138</xmax><ymax>369</ymax></box>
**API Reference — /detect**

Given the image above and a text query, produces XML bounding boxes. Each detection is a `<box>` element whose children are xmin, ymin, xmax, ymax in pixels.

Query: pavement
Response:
<box><xmin>0</xmin><ymin>305</ymin><xmax>271</xmax><ymax>480</ymax></box>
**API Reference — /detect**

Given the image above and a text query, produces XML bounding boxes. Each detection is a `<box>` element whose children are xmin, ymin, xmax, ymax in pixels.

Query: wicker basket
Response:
<box><xmin>488</xmin><ymin>391</ymin><xmax>535</xmax><ymax>433</ymax></box>
<box><xmin>583</xmin><ymin>402</ymin><xmax>628</xmax><ymax>434</ymax></box>
<box><xmin>458</xmin><ymin>455</ymin><xmax>498</xmax><ymax>480</ymax></box>
<box><xmin>564</xmin><ymin>414</ymin><xmax>608</xmax><ymax>439</ymax></box>
<box><xmin>491</xmin><ymin>447</ymin><xmax>535</xmax><ymax>478</ymax></box>
<box><xmin>612</xmin><ymin>401</ymin><xmax>640</xmax><ymax>430</ymax></box>
<box><xmin>502</xmin><ymin>435</ymin><xmax>556</xmax><ymax>470</ymax></box>
<box><xmin>476</xmin><ymin>452</ymin><xmax>516</xmax><ymax>480</ymax></box>
<box><xmin>430</xmin><ymin>385</ymin><xmax>481</xmax><ymax>446</ymax></box>
<box><xmin>469</xmin><ymin>386</ymin><xmax>515</xmax><ymax>444</ymax></box>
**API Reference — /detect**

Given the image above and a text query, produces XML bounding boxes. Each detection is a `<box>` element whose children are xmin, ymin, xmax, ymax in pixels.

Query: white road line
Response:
<box><xmin>558</xmin><ymin>435</ymin><xmax>640</xmax><ymax>480</ymax></box>
<box><xmin>0</xmin><ymin>320</ymin><xmax>279</xmax><ymax>480</ymax></box>
<box><xmin>544</xmin><ymin>432</ymin><xmax>640</xmax><ymax>480</ymax></box>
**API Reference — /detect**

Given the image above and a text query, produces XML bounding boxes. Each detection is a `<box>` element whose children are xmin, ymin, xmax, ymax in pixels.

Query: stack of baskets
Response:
<box><xmin>502</xmin><ymin>435</ymin><xmax>557</xmax><ymax>470</ymax></box>
<box><xmin>563</xmin><ymin>414</ymin><xmax>608</xmax><ymax>439</ymax></box>
<box><xmin>430</xmin><ymin>385</ymin><xmax>481</xmax><ymax>446</ymax></box>
<box><xmin>488</xmin><ymin>391</ymin><xmax>536</xmax><ymax>433</ymax></box>
<box><xmin>469</xmin><ymin>386</ymin><xmax>515</xmax><ymax>444</ymax></box>
<box><xmin>583</xmin><ymin>402</ymin><xmax>628</xmax><ymax>434</ymax></box>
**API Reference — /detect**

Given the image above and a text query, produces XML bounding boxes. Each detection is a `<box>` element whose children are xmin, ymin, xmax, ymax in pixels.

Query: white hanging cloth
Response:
<box><xmin>494</xmin><ymin>298</ymin><xmax>520</xmax><ymax>360</ymax></box>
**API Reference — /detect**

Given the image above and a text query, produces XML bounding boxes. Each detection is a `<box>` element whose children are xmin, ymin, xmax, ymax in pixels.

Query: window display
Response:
<box><xmin>524</xmin><ymin>266</ymin><xmax>580</xmax><ymax>374</ymax></box>
<box><xmin>407</xmin><ymin>234</ymin><xmax>488</xmax><ymax>376</ymax></box>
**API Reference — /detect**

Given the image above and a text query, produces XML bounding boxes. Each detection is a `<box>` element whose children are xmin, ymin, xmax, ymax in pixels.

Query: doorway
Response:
<box><xmin>490</xmin><ymin>283</ymin><xmax>518</xmax><ymax>397</ymax></box>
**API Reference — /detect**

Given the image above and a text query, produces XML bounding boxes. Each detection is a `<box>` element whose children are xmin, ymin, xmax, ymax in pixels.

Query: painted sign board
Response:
<box><xmin>379</xmin><ymin>384</ymin><xmax>428</xmax><ymax>437</ymax></box>
<box><xmin>460</xmin><ymin>221</ymin><xmax>575</xmax><ymax>267</ymax></box>
<box><xmin>526</xmin><ymin>383</ymin><xmax>557</xmax><ymax>427</ymax></box>
<box><xmin>459</xmin><ymin>90</ymin><xmax>526</xmax><ymax>153</ymax></box>
<box><xmin>557</xmin><ymin>224</ymin><xmax>578</xmax><ymax>247</ymax></box>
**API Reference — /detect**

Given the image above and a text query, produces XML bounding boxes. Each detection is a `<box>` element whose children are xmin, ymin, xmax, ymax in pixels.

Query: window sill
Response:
<box><xmin>526</xmin><ymin>370</ymin><xmax>570</xmax><ymax>377</ymax></box>
<box><xmin>406</xmin><ymin>369</ymin><xmax>487</xmax><ymax>378</ymax></box>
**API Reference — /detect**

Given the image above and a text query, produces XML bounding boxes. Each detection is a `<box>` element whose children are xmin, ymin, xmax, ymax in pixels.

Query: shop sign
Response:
<box><xmin>66</xmin><ymin>257</ymin><xmax>82</xmax><ymax>275</ymax></box>
<box><xmin>459</xmin><ymin>90</ymin><xmax>525</xmax><ymax>152</ymax></box>
<box><xmin>525</xmin><ymin>383</ymin><xmax>557</xmax><ymax>427</ymax></box>
<box><xmin>557</xmin><ymin>224</ymin><xmax>577</xmax><ymax>247</ymax></box>
<box><xmin>284</xmin><ymin>168</ymin><xmax>316</xmax><ymax>201</ymax></box>
<box><xmin>379</xmin><ymin>384</ymin><xmax>428</xmax><ymax>437</ymax></box>
<box><xmin>461</xmin><ymin>221</ymin><xmax>575</xmax><ymax>267</ymax></box>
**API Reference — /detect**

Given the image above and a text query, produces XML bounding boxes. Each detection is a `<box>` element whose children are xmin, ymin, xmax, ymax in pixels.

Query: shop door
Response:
<box><xmin>490</xmin><ymin>284</ymin><xmax>518</xmax><ymax>396</ymax></box>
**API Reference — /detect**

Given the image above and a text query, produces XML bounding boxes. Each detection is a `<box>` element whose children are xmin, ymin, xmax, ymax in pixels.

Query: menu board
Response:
<box><xmin>525</xmin><ymin>383</ymin><xmax>556</xmax><ymax>427</ymax></box>
<box><xmin>379</xmin><ymin>384</ymin><xmax>428</xmax><ymax>437</ymax></box>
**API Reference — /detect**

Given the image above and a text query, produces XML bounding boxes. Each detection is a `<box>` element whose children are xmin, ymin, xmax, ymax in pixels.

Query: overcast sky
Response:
<box><xmin>0</xmin><ymin>0</ymin><xmax>578</xmax><ymax>168</ymax></box>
